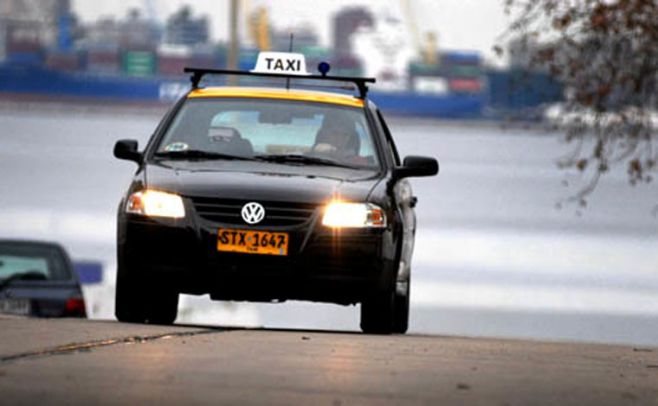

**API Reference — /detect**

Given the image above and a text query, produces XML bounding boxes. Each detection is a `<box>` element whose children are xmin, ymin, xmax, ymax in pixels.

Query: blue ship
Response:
<box><xmin>0</xmin><ymin>63</ymin><xmax>488</xmax><ymax>119</ymax></box>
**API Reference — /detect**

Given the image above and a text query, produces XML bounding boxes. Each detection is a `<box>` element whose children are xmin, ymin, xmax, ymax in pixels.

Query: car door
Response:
<box><xmin>375</xmin><ymin>109</ymin><xmax>417</xmax><ymax>278</ymax></box>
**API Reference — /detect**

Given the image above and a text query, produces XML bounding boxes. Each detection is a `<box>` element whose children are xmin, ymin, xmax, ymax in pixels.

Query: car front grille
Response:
<box><xmin>190</xmin><ymin>197</ymin><xmax>317</xmax><ymax>227</ymax></box>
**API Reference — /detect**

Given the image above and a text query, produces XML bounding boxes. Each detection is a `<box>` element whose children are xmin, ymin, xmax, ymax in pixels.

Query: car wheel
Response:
<box><xmin>393</xmin><ymin>278</ymin><xmax>410</xmax><ymax>334</ymax></box>
<box><xmin>115</xmin><ymin>267</ymin><xmax>147</xmax><ymax>323</ymax></box>
<box><xmin>360</xmin><ymin>287</ymin><xmax>396</xmax><ymax>334</ymax></box>
<box><xmin>144</xmin><ymin>289</ymin><xmax>179</xmax><ymax>325</ymax></box>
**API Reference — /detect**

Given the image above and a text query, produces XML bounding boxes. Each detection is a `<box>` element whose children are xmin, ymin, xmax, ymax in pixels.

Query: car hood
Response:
<box><xmin>145</xmin><ymin>161</ymin><xmax>383</xmax><ymax>204</ymax></box>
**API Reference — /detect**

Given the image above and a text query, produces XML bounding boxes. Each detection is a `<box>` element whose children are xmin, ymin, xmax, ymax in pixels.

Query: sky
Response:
<box><xmin>72</xmin><ymin>0</ymin><xmax>511</xmax><ymax>64</ymax></box>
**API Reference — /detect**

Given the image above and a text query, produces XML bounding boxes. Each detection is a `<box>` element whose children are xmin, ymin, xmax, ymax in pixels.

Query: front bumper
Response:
<box><xmin>118</xmin><ymin>206</ymin><xmax>396</xmax><ymax>305</ymax></box>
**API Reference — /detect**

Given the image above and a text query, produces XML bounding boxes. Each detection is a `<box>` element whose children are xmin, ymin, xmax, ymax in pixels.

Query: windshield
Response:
<box><xmin>155</xmin><ymin>98</ymin><xmax>380</xmax><ymax>169</ymax></box>
<box><xmin>0</xmin><ymin>243</ymin><xmax>71</xmax><ymax>281</ymax></box>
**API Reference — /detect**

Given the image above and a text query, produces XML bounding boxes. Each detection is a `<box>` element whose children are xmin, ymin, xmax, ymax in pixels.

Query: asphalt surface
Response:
<box><xmin>0</xmin><ymin>317</ymin><xmax>657</xmax><ymax>405</ymax></box>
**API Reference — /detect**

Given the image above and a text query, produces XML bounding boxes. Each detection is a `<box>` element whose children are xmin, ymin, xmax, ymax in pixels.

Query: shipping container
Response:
<box><xmin>6</xmin><ymin>22</ymin><xmax>42</xmax><ymax>54</ymax></box>
<box><xmin>7</xmin><ymin>39</ymin><xmax>41</xmax><ymax>54</ymax></box>
<box><xmin>45</xmin><ymin>52</ymin><xmax>80</xmax><ymax>72</ymax></box>
<box><xmin>486</xmin><ymin>69</ymin><xmax>563</xmax><ymax>111</ymax></box>
<box><xmin>86</xmin><ymin>49</ymin><xmax>121</xmax><ymax>73</ymax></box>
<box><xmin>409</xmin><ymin>62</ymin><xmax>442</xmax><ymax>76</ymax></box>
<box><xmin>450</xmin><ymin>65</ymin><xmax>482</xmax><ymax>78</ymax></box>
<box><xmin>412</xmin><ymin>76</ymin><xmax>449</xmax><ymax>95</ymax></box>
<box><xmin>122</xmin><ymin>51</ymin><xmax>156</xmax><ymax>77</ymax></box>
<box><xmin>158</xmin><ymin>55</ymin><xmax>190</xmax><ymax>76</ymax></box>
<box><xmin>441</xmin><ymin>51</ymin><xmax>481</xmax><ymax>66</ymax></box>
<box><xmin>450</xmin><ymin>78</ymin><xmax>483</xmax><ymax>93</ymax></box>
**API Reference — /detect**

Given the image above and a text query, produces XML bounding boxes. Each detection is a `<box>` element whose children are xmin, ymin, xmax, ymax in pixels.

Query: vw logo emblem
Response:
<box><xmin>241</xmin><ymin>202</ymin><xmax>265</xmax><ymax>224</ymax></box>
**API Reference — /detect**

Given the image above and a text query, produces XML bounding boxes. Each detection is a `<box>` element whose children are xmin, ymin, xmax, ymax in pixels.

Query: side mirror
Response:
<box><xmin>393</xmin><ymin>156</ymin><xmax>439</xmax><ymax>180</ymax></box>
<box><xmin>114</xmin><ymin>139</ymin><xmax>142</xmax><ymax>164</ymax></box>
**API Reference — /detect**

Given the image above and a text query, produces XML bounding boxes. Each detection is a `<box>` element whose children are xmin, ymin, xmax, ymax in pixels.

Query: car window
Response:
<box><xmin>0</xmin><ymin>256</ymin><xmax>48</xmax><ymax>277</ymax></box>
<box><xmin>0</xmin><ymin>244</ymin><xmax>71</xmax><ymax>281</ymax></box>
<box><xmin>156</xmin><ymin>98</ymin><xmax>380</xmax><ymax>168</ymax></box>
<box><xmin>376</xmin><ymin>109</ymin><xmax>401</xmax><ymax>166</ymax></box>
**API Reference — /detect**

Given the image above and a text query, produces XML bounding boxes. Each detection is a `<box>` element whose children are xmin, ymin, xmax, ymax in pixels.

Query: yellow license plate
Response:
<box><xmin>217</xmin><ymin>228</ymin><xmax>289</xmax><ymax>256</ymax></box>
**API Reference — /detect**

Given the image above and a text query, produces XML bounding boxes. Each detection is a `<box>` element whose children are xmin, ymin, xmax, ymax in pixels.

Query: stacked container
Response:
<box><xmin>122</xmin><ymin>50</ymin><xmax>156</xmax><ymax>77</ymax></box>
<box><xmin>45</xmin><ymin>51</ymin><xmax>80</xmax><ymax>72</ymax></box>
<box><xmin>157</xmin><ymin>44</ymin><xmax>191</xmax><ymax>77</ymax></box>
<box><xmin>6</xmin><ymin>25</ymin><xmax>43</xmax><ymax>65</ymax></box>
<box><xmin>442</xmin><ymin>51</ymin><xmax>484</xmax><ymax>94</ymax></box>
<box><xmin>86</xmin><ymin>47</ymin><xmax>121</xmax><ymax>74</ymax></box>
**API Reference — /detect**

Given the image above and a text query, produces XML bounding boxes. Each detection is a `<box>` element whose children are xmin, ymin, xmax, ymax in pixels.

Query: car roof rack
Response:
<box><xmin>183</xmin><ymin>67</ymin><xmax>376</xmax><ymax>99</ymax></box>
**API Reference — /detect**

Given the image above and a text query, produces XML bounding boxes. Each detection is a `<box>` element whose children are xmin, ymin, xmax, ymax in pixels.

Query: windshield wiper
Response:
<box><xmin>0</xmin><ymin>271</ymin><xmax>47</xmax><ymax>291</ymax></box>
<box><xmin>153</xmin><ymin>150</ymin><xmax>256</xmax><ymax>161</ymax></box>
<box><xmin>254</xmin><ymin>154</ymin><xmax>358</xmax><ymax>169</ymax></box>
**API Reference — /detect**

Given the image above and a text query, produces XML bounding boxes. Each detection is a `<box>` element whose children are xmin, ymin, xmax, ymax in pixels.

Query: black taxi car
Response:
<box><xmin>113</xmin><ymin>52</ymin><xmax>438</xmax><ymax>333</ymax></box>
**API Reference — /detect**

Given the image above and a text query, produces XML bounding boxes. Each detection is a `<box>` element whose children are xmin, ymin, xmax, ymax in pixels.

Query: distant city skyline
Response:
<box><xmin>72</xmin><ymin>0</ymin><xmax>510</xmax><ymax>64</ymax></box>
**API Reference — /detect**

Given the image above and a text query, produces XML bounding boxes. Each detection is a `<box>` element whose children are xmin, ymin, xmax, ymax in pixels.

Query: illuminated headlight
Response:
<box><xmin>322</xmin><ymin>202</ymin><xmax>386</xmax><ymax>228</ymax></box>
<box><xmin>126</xmin><ymin>190</ymin><xmax>185</xmax><ymax>219</ymax></box>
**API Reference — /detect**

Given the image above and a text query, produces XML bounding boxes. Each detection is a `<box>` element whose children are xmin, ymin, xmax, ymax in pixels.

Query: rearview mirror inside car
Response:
<box><xmin>113</xmin><ymin>139</ymin><xmax>142</xmax><ymax>164</ymax></box>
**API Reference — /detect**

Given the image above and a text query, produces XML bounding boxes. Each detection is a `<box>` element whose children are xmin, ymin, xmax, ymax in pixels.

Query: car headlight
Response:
<box><xmin>322</xmin><ymin>202</ymin><xmax>386</xmax><ymax>228</ymax></box>
<box><xmin>126</xmin><ymin>190</ymin><xmax>185</xmax><ymax>219</ymax></box>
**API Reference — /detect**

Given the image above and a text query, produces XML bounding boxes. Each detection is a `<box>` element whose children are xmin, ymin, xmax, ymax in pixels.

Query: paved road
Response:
<box><xmin>1</xmin><ymin>317</ymin><xmax>657</xmax><ymax>405</ymax></box>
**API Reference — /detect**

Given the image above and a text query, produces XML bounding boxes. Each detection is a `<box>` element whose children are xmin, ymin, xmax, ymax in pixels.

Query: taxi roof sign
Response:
<box><xmin>251</xmin><ymin>52</ymin><xmax>309</xmax><ymax>76</ymax></box>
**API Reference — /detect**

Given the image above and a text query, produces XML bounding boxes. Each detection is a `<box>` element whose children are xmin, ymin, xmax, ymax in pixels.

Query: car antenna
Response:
<box><xmin>286</xmin><ymin>33</ymin><xmax>293</xmax><ymax>91</ymax></box>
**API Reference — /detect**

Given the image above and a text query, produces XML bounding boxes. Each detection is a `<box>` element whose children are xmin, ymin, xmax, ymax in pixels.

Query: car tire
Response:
<box><xmin>144</xmin><ymin>288</ymin><xmax>179</xmax><ymax>325</ymax></box>
<box><xmin>360</xmin><ymin>287</ymin><xmax>396</xmax><ymax>334</ymax></box>
<box><xmin>393</xmin><ymin>279</ymin><xmax>410</xmax><ymax>334</ymax></box>
<box><xmin>115</xmin><ymin>267</ymin><xmax>179</xmax><ymax>325</ymax></box>
<box><xmin>115</xmin><ymin>268</ymin><xmax>147</xmax><ymax>323</ymax></box>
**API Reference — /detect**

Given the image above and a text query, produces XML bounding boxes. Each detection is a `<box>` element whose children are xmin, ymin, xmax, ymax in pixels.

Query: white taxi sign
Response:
<box><xmin>251</xmin><ymin>52</ymin><xmax>309</xmax><ymax>76</ymax></box>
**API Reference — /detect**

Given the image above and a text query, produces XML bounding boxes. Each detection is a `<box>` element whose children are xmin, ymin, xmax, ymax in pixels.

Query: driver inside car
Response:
<box><xmin>311</xmin><ymin>117</ymin><xmax>363</xmax><ymax>164</ymax></box>
<box><xmin>206</xmin><ymin>126</ymin><xmax>254</xmax><ymax>156</ymax></box>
